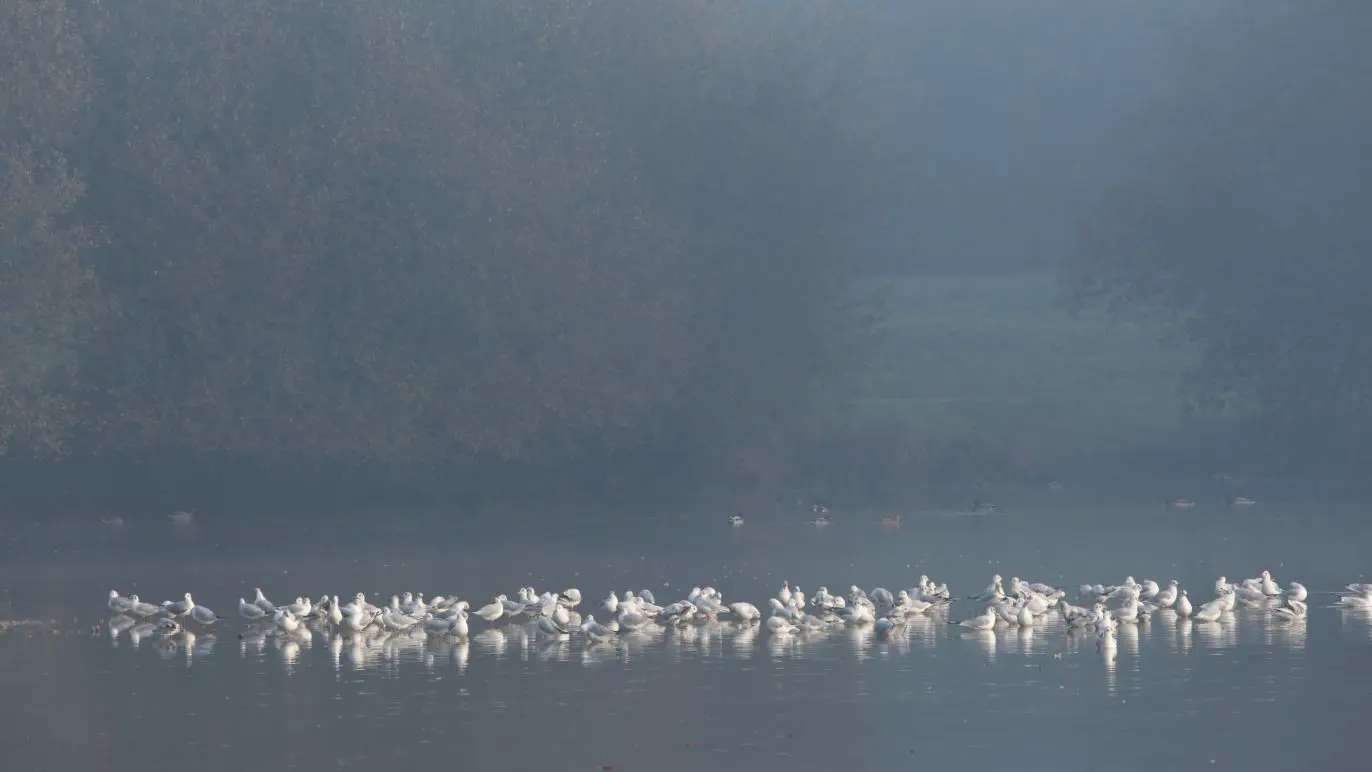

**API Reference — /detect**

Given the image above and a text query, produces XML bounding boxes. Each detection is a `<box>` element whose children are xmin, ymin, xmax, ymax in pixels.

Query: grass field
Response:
<box><xmin>834</xmin><ymin>273</ymin><xmax>1199</xmax><ymax>478</ymax></box>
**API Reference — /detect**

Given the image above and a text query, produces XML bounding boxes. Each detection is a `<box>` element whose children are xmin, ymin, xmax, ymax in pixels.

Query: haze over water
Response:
<box><xmin>2</xmin><ymin>501</ymin><xmax>1370</xmax><ymax>772</ymax></box>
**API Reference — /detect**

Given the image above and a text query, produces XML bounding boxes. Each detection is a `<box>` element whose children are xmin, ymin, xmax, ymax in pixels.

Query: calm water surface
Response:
<box><xmin>1</xmin><ymin>501</ymin><xmax>1369</xmax><ymax>772</ymax></box>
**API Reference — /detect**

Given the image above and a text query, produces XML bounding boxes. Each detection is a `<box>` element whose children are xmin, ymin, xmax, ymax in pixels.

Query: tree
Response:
<box><xmin>46</xmin><ymin>0</ymin><xmax>884</xmax><ymax>484</ymax></box>
<box><xmin>0</xmin><ymin>0</ymin><xmax>103</xmax><ymax>457</ymax></box>
<box><xmin>1066</xmin><ymin>1</ymin><xmax>1372</xmax><ymax>473</ymax></box>
<box><xmin>77</xmin><ymin>0</ymin><xmax>694</xmax><ymax>467</ymax></box>
<box><xmin>588</xmin><ymin>1</ymin><xmax>887</xmax><ymax>457</ymax></box>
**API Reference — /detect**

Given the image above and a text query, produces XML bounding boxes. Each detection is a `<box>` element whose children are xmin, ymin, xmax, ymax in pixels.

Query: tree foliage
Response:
<box><xmin>0</xmin><ymin>0</ymin><xmax>103</xmax><ymax>457</ymax></box>
<box><xmin>1</xmin><ymin>0</ymin><xmax>885</xmax><ymax>485</ymax></box>
<box><xmin>1065</xmin><ymin>2</ymin><xmax>1372</xmax><ymax>471</ymax></box>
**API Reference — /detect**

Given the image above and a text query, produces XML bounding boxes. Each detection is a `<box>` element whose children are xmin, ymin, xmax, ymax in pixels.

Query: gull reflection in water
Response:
<box><xmin>473</xmin><ymin>629</ymin><xmax>508</xmax><ymax>660</ymax></box>
<box><xmin>730</xmin><ymin>625</ymin><xmax>758</xmax><ymax>659</ymax></box>
<box><xmin>906</xmin><ymin>615</ymin><xmax>939</xmax><ymax>648</ymax></box>
<box><xmin>128</xmin><ymin>622</ymin><xmax>158</xmax><ymax>649</ymax></box>
<box><xmin>665</xmin><ymin>625</ymin><xmax>692</xmax><ymax>665</ymax></box>
<box><xmin>276</xmin><ymin>638</ymin><xmax>301</xmax><ymax>672</ymax></box>
<box><xmin>1100</xmin><ymin>635</ymin><xmax>1118</xmax><ymax>696</ymax></box>
<box><xmin>691</xmin><ymin>622</ymin><xmax>719</xmax><ymax>658</ymax></box>
<box><xmin>847</xmin><ymin>625</ymin><xmax>874</xmax><ymax>661</ymax></box>
<box><xmin>961</xmin><ymin>629</ymin><xmax>996</xmax><ymax>663</ymax></box>
<box><xmin>795</xmin><ymin>627</ymin><xmax>831</xmax><ymax>657</ymax></box>
<box><xmin>877</xmin><ymin>626</ymin><xmax>912</xmax><ymax>658</ymax></box>
<box><xmin>191</xmin><ymin>631</ymin><xmax>217</xmax><ymax>661</ymax></box>
<box><xmin>619</xmin><ymin>629</ymin><xmax>659</xmax><ymax>663</ymax></box>
<box><xmin>1270</xmin><ymin>616</ymin><xmax>1307</xmax><ymax>650</ymax></box>
<box><xmin>154</xmin><ymin>636</ymin><xmax>180</xmax><ymax>662</ymax></box>
<box><xmin>453</xmin><ymin>641</ymin><xmax>470</xmax><ymax>673</ymax></box>
<box><xmin>106</xmin><ymin>615</ymin><xmax>135</xmax><ymax>646</ymax></box>
<box><xmin>580</xmin><ymin>641</ymin><xmax>620</xmax><ymax>667</ymax></box>
<box><xmin>1340</xmin><ymin>608</ymin><xmax>1372</xmax><ymax>643</ymax></box>
<box><xmin>344</xmin><ymin>634</ymin><xmax>372</xmax><ymax>672</ymax></box>
<box><xmin>147</xmin><ymin>629</ymin><xmax>203</xmax><ymax>667</ymax></box>
<box><xmin>239</xmin><ymin>630</ymin><xmax>269</xmax><ymax>659</ymax></box>
<box><xmin>767</xmin><ymin>630</ymin><xmax>799</xmax><ymax>659</ymax></box>
<box><xmin>536</xmin><ymin>639</ymin><xmax>570</xmax><ymax>662</ymax></box>
<box><xmin>1116</xmin><ymin>623</ymin><xmax>1140</xmax><ymax>657</ymax></box>
<box><xmin>1177</xmin><ymin>618</ymin><xmax>1193</xmax><ymax>654</ymax></box>
<box><xmin>1153</xmin><ymin>609</ymin><xmax>1178</xmax><ymax>651</ymax></box>
<box><xmin>1193</xmin><ymin>618</ymin><xmax>1239</xmax><ymax>650</ymax></box>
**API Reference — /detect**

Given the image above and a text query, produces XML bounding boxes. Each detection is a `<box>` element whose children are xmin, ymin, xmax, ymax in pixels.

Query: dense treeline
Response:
<box><xmin>1066</xmin><ymin>1</ymin><xmax>1372</xmax><ymax>476</ymax></box>
<box><xmin>2</xmin><ymin>0</ymin><xmax>886</xmax><ymax>502</ymax></box>
<box><xmin>1</xmin><ymin>0</ymin><xmax>100</xmax><ymax>458</ymax></box>
<box><xmin>14</xmin><ymin>0</ymin><xmax>1367</xmax><ymax>506</ymax></box>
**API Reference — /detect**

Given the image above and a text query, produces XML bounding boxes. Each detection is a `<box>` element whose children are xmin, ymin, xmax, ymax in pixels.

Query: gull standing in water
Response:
<box><xmin>238</xmin><ymin>598</ymin><xmax>268</xmax><ymax>622</ymax></box>
<box><xmin>1259</xmin><ymin>570</ymin><xmax>1282</xmax><ymax>597</ymax></box>
<box><xmin>273</xmin><ymin>609</ymin><xmax>302</xmax><ymax>634</ymax></box>
<box><xmin>1150</xmin><ymin>580</ymin><xmax>1179</xmax><ymax>609</ymax></box>
<box><xmin>1273</xmin><ymin>599</ymin><xmax>1308</xmax><ymax>621</ymax></box>
<box><xmin>188</xmin><ymin>599</ymin><xmax>219</xmax><ymax>626</ymax></box>
<box><xmin>536</xmin><ymin>617</ymin><xmax>570</xmax><ymax>638</ymax></box>
<box><xmin>342</xmin><ymin>606</ymin><xmax>377</xmax><ymax>633</ymax></box>
<box><xmin>450</xmin><ymin>610</ymin><xmax>470</xmax><ymax>639</ymax></box>
<box><xmin>1214</xmin><ymin>576</ymin><xmax>1232</xmax><ymax>596</ymax></box>
<box><xmin>1138</xmin><ymin>579</ymin><xmax>1161</xmax><ymax>601</ymax></box>
<box><xmin>580</xmin><ymin>615</ymin><xmax>617</xmax><ymax>643</ymax></box>
<box><xmin>1191</xmin><ymin>598</ymin><xmax>1226</xmax><ymax>623</ymax></box>
<box><xmin>1338</xmin><ymin>586</ymin><xmax>1372</xmax><ymax>610</ymax></box>
<box><xmin>727</xmin><ymin>602</ymin><xmax>762</xmax><ymax>623</ymax></box>
<box><xmin>1234</xmin><ymin>582</ymin><xmax>1268</xmax><ymax>604</ymax></box>
<box><xmin>125</xmin><ymin>595</ymin><xmax>162</xmax><ymax>619</ymax></box>
<box><xmin>1176</xmin><ymin>590</ymin><xmax>1193</xmax><ymax>618</ymax></box>
<box><xmin>875</xmin><ymin>614</ymin><xmax>908</xmax><ymax>639</ymax></box>
<box><xmin>162</xmin><ymin>593</ymin><xmax>194</xmax><ymax>618</ymax></box>
<box><xmin>765</xmin><ymin>615</ymin><xmax>797</xmax><ymax>634</ymax></box>
<box><xmin>327</xmin><ymin>596</ymin><xmax>344</xmax><ymax>628</ymax></box>
<box><xmin>969</xmin><ymin>575</ymin><xmax>1005</xmax><ymax>603</ymax></box>
<box><xmin>474</xmin><ymin>598</ymin><xmax>505</xmax><ymax>623</ymax></box>
<box><xmin>422</xmin><ymin>613</ymin><xmax>454</xmax><ymax>635</ymax></box>
<box><xmin>107</xmin><ymin>590</ymin><xmax>133</xmax><ymax>614</ymax></box>
<box><xmin>953</xmin><ymin>606</ymin><xmax>997</xmax><ymax>632</ymax></box>
<box><xmin>253</xmin><ymin>588</ymin><xmax>276</xmax><ymax>615</ymax></box>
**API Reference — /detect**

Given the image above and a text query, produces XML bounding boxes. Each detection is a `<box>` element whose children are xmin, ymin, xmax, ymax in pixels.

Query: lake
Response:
<box><xmin>1</xmin><ymin>499</ymin><xmax>1369</xmax><ymax>771</ymax></box>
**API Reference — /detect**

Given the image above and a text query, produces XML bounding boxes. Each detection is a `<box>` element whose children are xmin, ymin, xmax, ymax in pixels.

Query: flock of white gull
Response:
<box><xmin>98</xmin><ymin>570</ymin><xmax>1372</xmax><ymax>663</ymax></box>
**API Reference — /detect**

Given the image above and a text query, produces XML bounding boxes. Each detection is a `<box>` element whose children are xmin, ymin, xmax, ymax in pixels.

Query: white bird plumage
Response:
<box><xmin>97</xmin><ymin>562</ymin><xmax>1341</xmax><ymax>672</ymax></box>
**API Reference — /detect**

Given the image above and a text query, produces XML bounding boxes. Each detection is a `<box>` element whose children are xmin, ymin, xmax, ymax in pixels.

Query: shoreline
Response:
<box><xmin>0</xmin><ymin>457</ymin><xmax>1354</xmax><ymax>522</ymax></box>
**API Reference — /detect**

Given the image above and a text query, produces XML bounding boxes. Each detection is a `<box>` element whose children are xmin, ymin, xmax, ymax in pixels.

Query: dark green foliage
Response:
<box><xmin>0</xmin><ymin>0</ymin><xmax>104</xmax><ymax>457</ymax></box>
<box><xmin>0</xmin><ymin>0</ymin><xmax>884</xmax><ymax>491</ymax></box>
<box><xmin>1065</xmin><ymin>2</ymin><xmax>1372</xmax><ymax>474</ymax></box>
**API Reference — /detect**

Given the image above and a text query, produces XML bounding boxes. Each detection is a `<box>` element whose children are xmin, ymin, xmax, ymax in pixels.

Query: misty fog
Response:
<box><xmin>2</xmin><ymin>0</ymin><xmax>1368</xmax><ymax>514</ymax></box>
<box><xmin>7</xmin><ymin>5</ymin><xmax>1372</xmax><ymax>772</ymax></box>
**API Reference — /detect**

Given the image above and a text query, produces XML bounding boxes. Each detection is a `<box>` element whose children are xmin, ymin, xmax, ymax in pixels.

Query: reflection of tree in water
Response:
<box><xmin>0</xmin><ymin>622</ymin><xmax>106</xmax><ymax>770</ymax></box>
